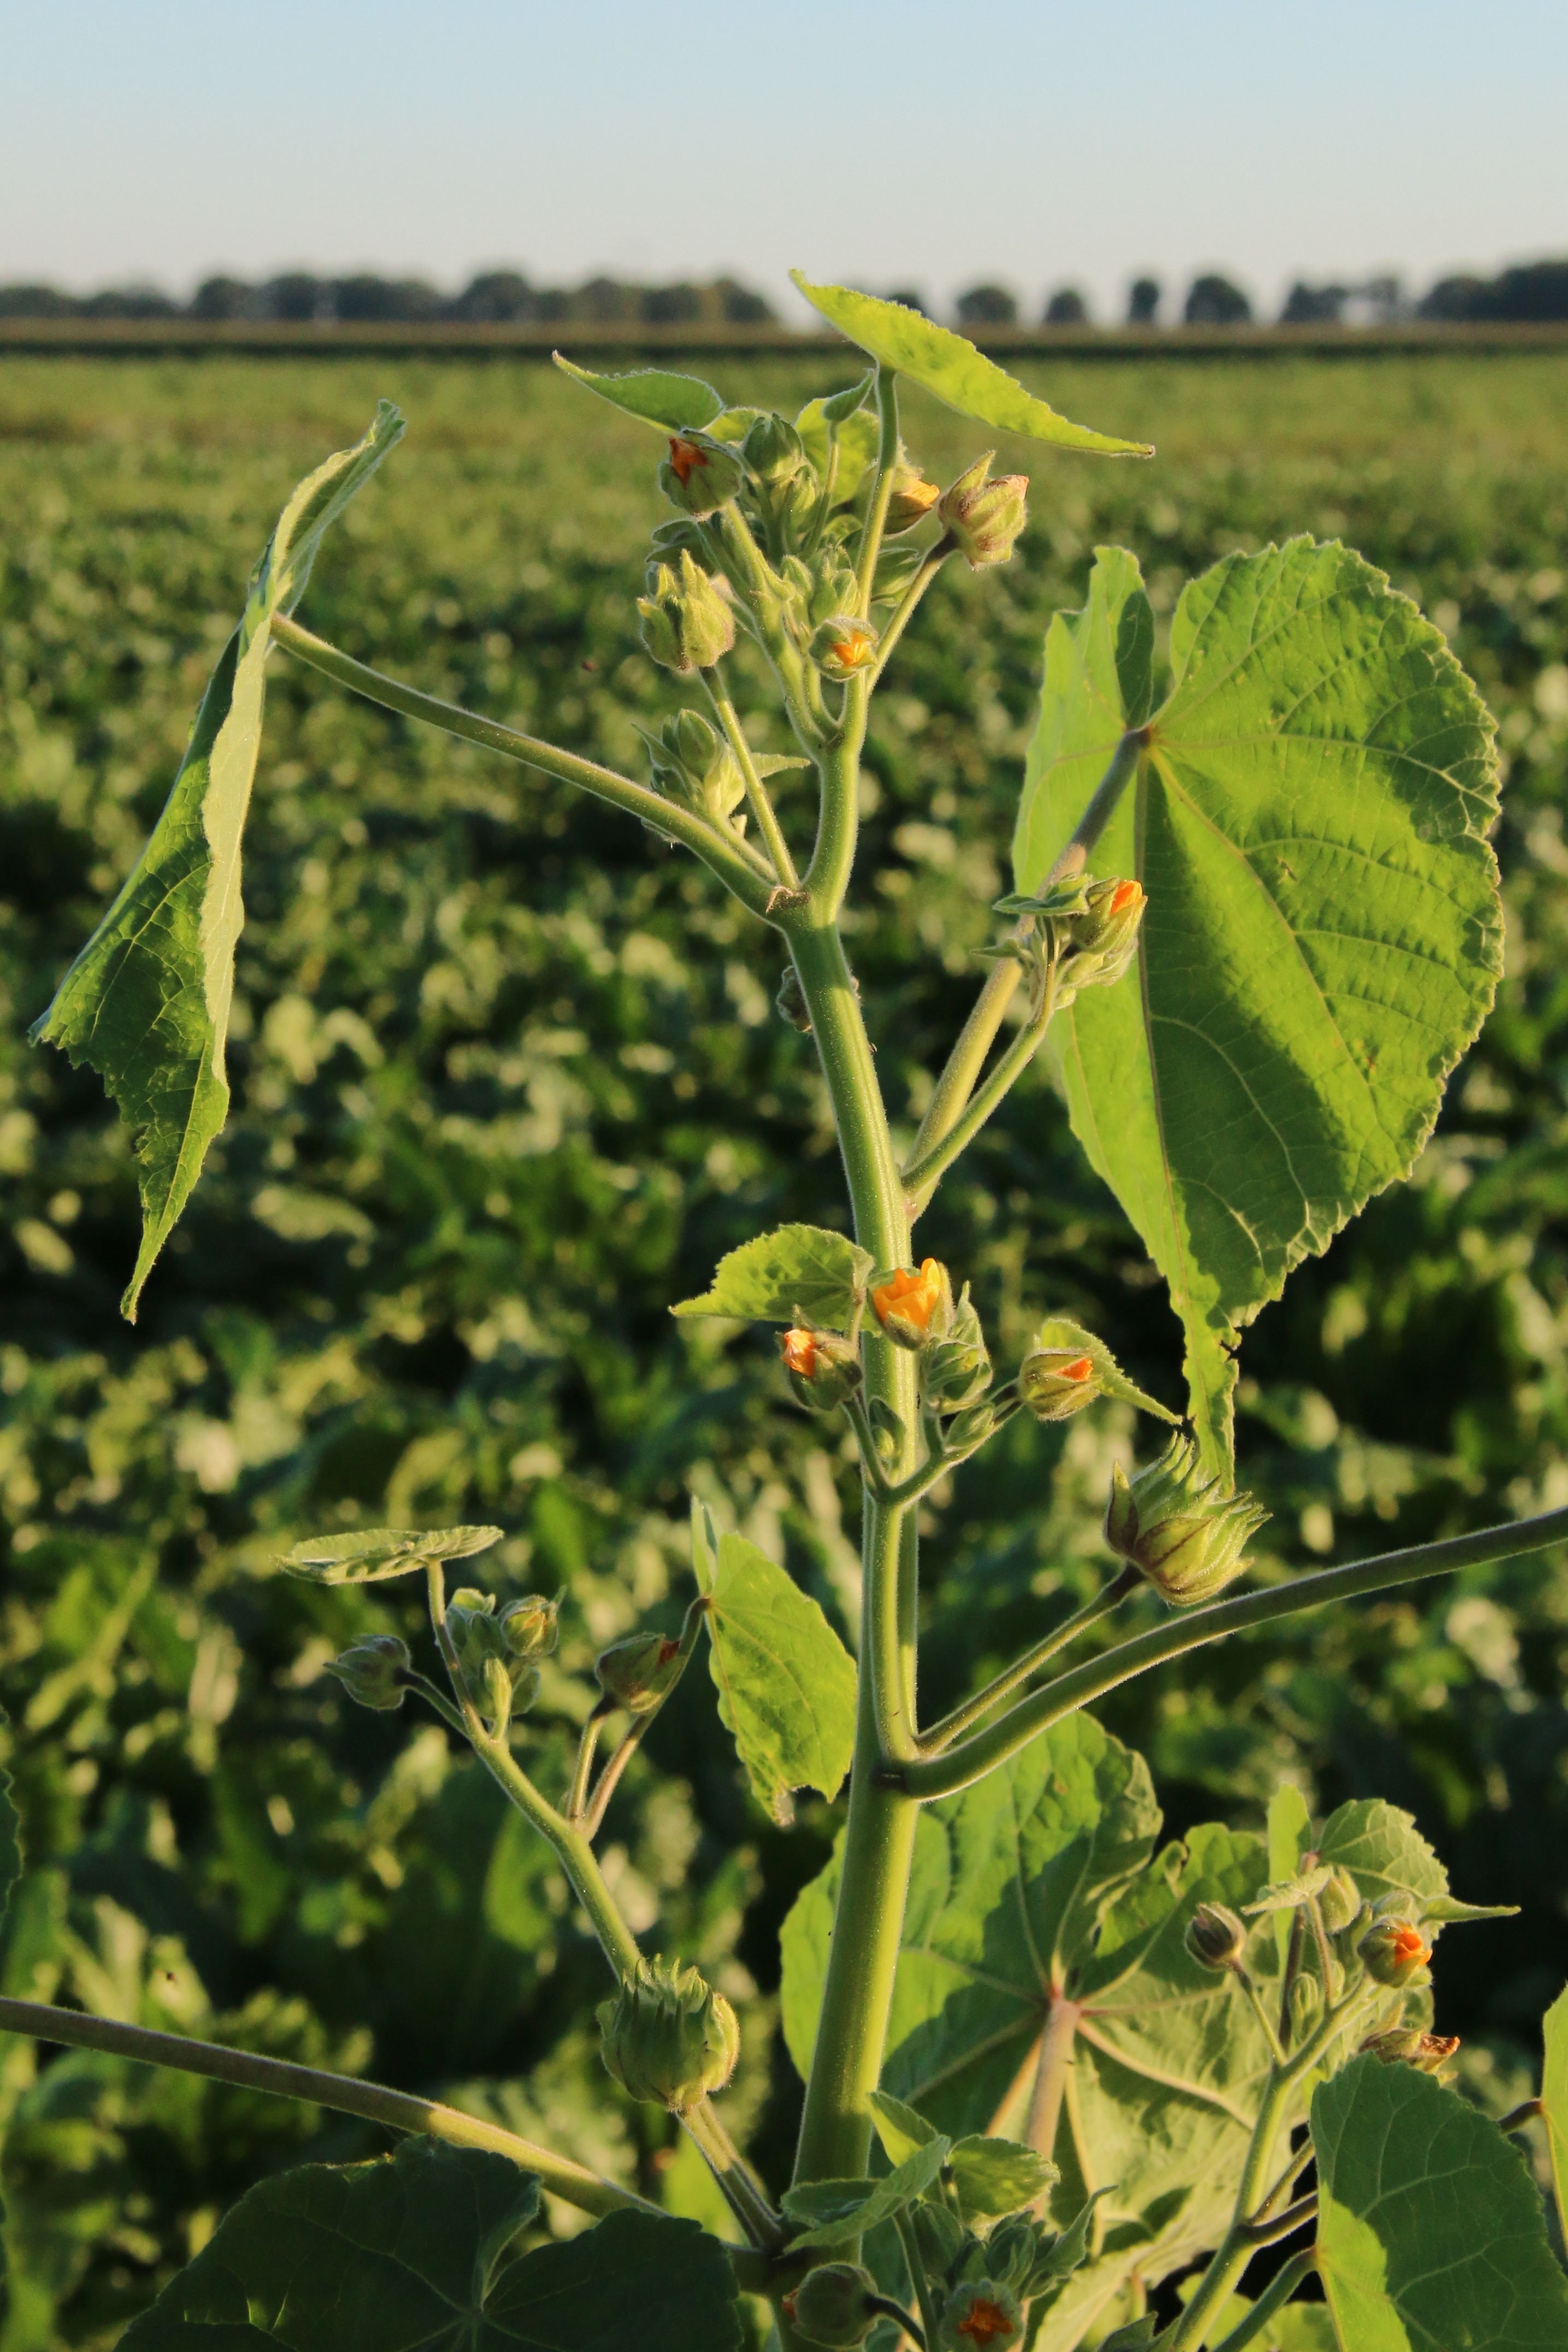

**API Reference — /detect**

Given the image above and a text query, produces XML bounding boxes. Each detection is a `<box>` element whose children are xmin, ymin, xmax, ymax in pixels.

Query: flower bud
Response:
<box><xmin>1184</xmin><ymin>1901</ymin><xmax>1247</xmax><ymax>1971</ymax></box>
<box><xmin>328</xmin><ymin>1634</ymin><xmax>410</xmax><ymax>1712</ymax></box>
<box><xmin>785</xmin><ymin>2263</ymin><xmax>880</xmax><ymax>2348</ymax></box>
<box><xmin>597</xmin><ymin>1954</ymin><xmax>740</xmax><ymax>2110</ymax></box>
<box><xmin>782</xmin><ymin>1326</ymin><xmax>863</xmax><ymax>1412</ymax></box>
<box><xmin>807</xmin><ymin>561</ymin><xmax>861</xmax><ymax>629</ymax></box>
<box><xmin>945</xmin><ymin>1400</ymin><xmax>999</xmax><ymax>1453</ymax></box>
<box><xmin>1017</xmin><ymin>1347</ymin><xmax>1100</xmax><ymax>1423</ymax></box>
<box><xmin>479</xmin><ymin>1651</ymin><xmax>515</xmax><ymax>1726</ymax></box>
<box><xmin>637</xmin><ymin>550</ymin><xmax>735</xmax><ymax>676</ymax></box>
<box><xmin>1289</xmin><ymin>1973</ymin><xmax>1322</xmax><ymax>2032</ymax></box>
<box><xmin>870</xmin><ymin>1259</ymin><xmax>953</xmax><ymax>1350</ymax></box>
<box><xmin>940</xmin><ymin>2280</ymin><xmax>1022</xmax><ymax>2351</ymax></box>
<box><xmin>809</xmin><ymin>615</ymin><xmax>879</xmax><ymax>682</ymax></box>
<box><xmin>498</xmin><ymin>1592</ymin><xmax>559</xmax><ymax>1662</ymax></box>
<box><xmin>921</xmin><ymin>1283</ymin><xmax>992</xmax><ymax>1415</ymax></box>
<box><xmin>594</xmin><ymin>1630</ymin><xmax>686</xmax><ymax>1716</ymax></box>
<box><xmin>1060</xmin><ymin>878</ymin><xmax>1145</xmax><ymax>993</ymax></box>
<box><xmin>1318</xmin><ymin>1865</ymin><xmax>1363</xmax><ymax>1935</ymax></box>
<box><xmin>883</xmin><ymin>455</ymin><xmax>941</xmax><ymax>536</ymax></box>
<box><xmin>1358</xmin><ymin>1917</ymin><xmax>1432</xmax><ymax>1990</ymax></box>
<box><xmin>658</xmin><ymin>433</ymin><xmax>743</xmax><ymax>519</ymax></box>
<box><xmin>647</xmin><ymin>709</ymin><xmax>746</xmax><ymax>826</ymax></box>
<box><xmin>1360</xmin><ymin>2027</ymin><xmax>1460</xmax><ymax>2074</ymax></box>
<box><xmin>1103</xmin><ymin>1436</ymin><xmax>1268</xmax><ymax>1608</ymax></box>
<box><xmin>937</xmin><ymin>454</ymin><xmax>1029</xmax><ymax>570</ymax></box>
<box><xmin>742</xmin><ymin>411</ymin><xmax>810</xmax><ymax>488</ymax></box>
<box><xmin>446</xmin><ymin>1590</ymin><xmax>507</xmax><ymax>1680</ymax></box>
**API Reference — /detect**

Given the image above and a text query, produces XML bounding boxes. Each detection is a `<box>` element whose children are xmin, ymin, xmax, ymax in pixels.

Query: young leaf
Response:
<box><xmin>120</xmin><ymin>2139</ymin><xmax>742</xmax><ymax>2351</ymax></box>
<box><xmin>702</xmin><ymin>1532</ymin><xmax>856</xmax><ymax>1822</ymax></box>
<box><xmin>1032</xmin><ymin>1315</ymin><xmax>1180</xmax><ymax>1423</ymax></box>
<box><xmin>867</xmin><ymin>2089</ymin><xmax>939</xmax><ymax>2167</ymax></box>
<box><xmin>279</xmin><ymin>1524</ymin><xmax>504</xmax><ymax>1585</ymax></box>
<box><xmin>1313</xmin><ymin>2055</ymin><xmax>1568</xmax><ymax>2350</ymax></box>
<box><xmin>672</xmin><ymin>1222</ymin><xmax>874</xmax><ymax>1330</ymax></box>
<box><xmin>790</xmin><ymin>275</ymin><xmax>1153</xmax><ymax>458</ymax></box>
<box><xmin>947</xmin><ymin>2136</ymin><xmax>1057</xmax><ymax>2222</ymax></box>
<box><xmin>1314</xmin><ymin>1797</ymin><xmax>1447</xmax><ymax>1908</ymax></box>
<box><xmin>795</xmin><ymin>392</ymin><xmax>882</xmax><ymax>495</ymax></box>
<box><xmin>30</xmin><ymin>403</ymin><xmax>404</xmax><ymax>1320</ymax></box>
<box><xmin>1015</xmin><ymin>540</ymin><xmax>1502</xmax><ymax>1477</ymax></box>
<box><xmin>1543</xmin><ymin>1983</ymin><xmax>1568</xmax><ymax>2249</ymax></box>
<box><xmin>551</xmin><ymin>354</ymin><xmax>725</xmax><ymax>432</ymax></box>
<box><xmin>781</xmin><ymin>2137</ymin><xmax>951</xmax><ymax>2250</ymax></box>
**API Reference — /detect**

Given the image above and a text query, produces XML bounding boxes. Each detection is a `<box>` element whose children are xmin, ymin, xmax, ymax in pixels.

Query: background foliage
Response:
<box><xmin>2</xmin><ymin>350</ymin><xmax>1566</xmax><ymax>2347</ymax></box>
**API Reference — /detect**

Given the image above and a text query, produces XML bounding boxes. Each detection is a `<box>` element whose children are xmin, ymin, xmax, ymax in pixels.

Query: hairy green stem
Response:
<box><xmin>855</xmin><ymin>369</ymin><xmax>901</xmax><ymax>616</ymax></box>
<box><xmin>1207</xmin><ymin>2253</ymin><xmax>1318</xmax><ymax>2352</ymax></box>
<box><xmin>804</xmin><ymin>688</ymin><xmax>870</xmax><ymax>915</ymax></box>
<box><xmin>903</xmin><ymin>963</ymin><xmax>1060</xmax><ymax>1210</ymax></box>
<box><xmin>893</xmin><ymin>2205</ymin><xmax>945</xmax><ymax>2352</ymax></box>
<box><xmin>1239</xmin><ymin>2192</ymin><xmax>1317</xmax><ymax>2247</ymax></box>
<box><xmin>567</xmin><ymin>1704</ymin><xmax>608</xmax><ymax>1824</ymax></box>
<box><xmin>917</xmin><ymin>1569</ymin><xmax>1139</xmax><ymax>1755</ymax></box>
<box><xmin>270</xmin><ymin>613</ymin><xmax>777</xmax><ymax>918</ymax></box>
<box><xmin>1235</xmin><ymin>1968</ymin><xmax>1289</xmax><ymax>2068</ymax></box>
<box><xmin>706</xmin><ymin>675</ymin><xmax>800</xmax><ymax>887</ymax></box>
<box><xmin>868</xmin><ymin>541</ymin><xmax>951</xmax><ymax>686</ymax></box>
<box><xmin>904</xmin><ymin>1503</ymin><xmax>1568</xmax><ymax>1798</ymax></box>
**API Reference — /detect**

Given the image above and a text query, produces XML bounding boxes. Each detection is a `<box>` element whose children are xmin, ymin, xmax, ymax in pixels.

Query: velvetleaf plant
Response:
<box><xmin>9</xmin><ymin>275</ymin><xmax>1568</xmax><ymax>2350</ymax></box>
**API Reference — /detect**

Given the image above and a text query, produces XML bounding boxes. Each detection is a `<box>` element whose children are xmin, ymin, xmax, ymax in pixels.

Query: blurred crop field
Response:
<box><xmin>2</xmin><ymin>350</ymin><xmax>1567</xmax><ymax>2345</ymax></box>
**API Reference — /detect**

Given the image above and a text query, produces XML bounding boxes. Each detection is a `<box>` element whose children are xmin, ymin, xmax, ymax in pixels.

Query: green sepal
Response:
<box><xmin>672</xmin><ymin>1222</ymin><xmax>874</xmax><ymax>1330</ymax></box>
<box><xmin>551</xmin><ymin>353</ymin><xmax>725</xmax><ymax>432</ymax></box>
<box><xmin>1031</xmin><ymin>1315</ymin><xmax>1180</xmax><ymax>1424</ymax></box>
<box><xmin>791</xmin><ymin>274</ymin><xmax>1152</xmax><ymax>457</ymax></box>
<box><xmin>279</xmin><ymin>1524</ymin><xmax>503</xmax><ymax>1585</ymax></box>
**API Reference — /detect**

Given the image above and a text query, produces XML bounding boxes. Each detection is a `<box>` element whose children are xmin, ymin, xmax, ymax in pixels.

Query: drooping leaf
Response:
<box><xmin>947</xmin><ymin>2136</ymin><xmax>1057</xmax><ymax>2223</ymax></box>
<box><xmin>30</xmin><ymin>403</ymin><xmax>404</xmax><ymax>1319</ymax></box>
<box><xmin>279</xmin><ymin>1524</ymin><xmax>504</xmax><ymax>1585</ymax></box>
<box><xmin>790</xmin><ymin>276</ymin><xmax>1153</xmax><ymax>458</ymax></box>
<box><xmin>782</xmin><ymin>2138</ymin><xmax>951</xmax><ymax>2251</ymax></box>
<box><xmin>1417</xmin><ymin>1895</ymin><xmax>1519</xmax><ymax>1926</ymax></box>
<box><xmin>1032</xmin><ymin>1315</ymin><xmax>1180</xmax><ymax>1423</ymax></box>
<box><xmin>672</xmin><ymin>1222</ymin><xmax>874</xmax><ymax>1331</ymax></box>
<box><xmin>1015</xmin><ymin>540</ymin><xmax>1502</xmax><ymax>1478</ymax></box>
<box><xmin>120</xmin><ymin>2139</ymin><xmax>742</xmax><ymax>2352</ymax></box>
<box><xmin>1542</xmin><ymin>1984</ymin><xmax>1568</xmax><ymax>2248</ymax></box>
<box><xmin>1312</xmin><ymin>2055</ymin><xmax>1568</xmax><ymax>2351</ymax></box>
<box><xmin>551</xmin><ymin>354</ymin><xmax>725</xmax><ymax>432</ymax></box>
<box><xmin>702</xmin><ymin>1531</ymin><xmax>856</xmax><ymax>1822</ymax></box>
<box><xmin>1314</xmin><ymin>1798</ymin><xmax>1447</xmax><ymax>1909</ymax></box>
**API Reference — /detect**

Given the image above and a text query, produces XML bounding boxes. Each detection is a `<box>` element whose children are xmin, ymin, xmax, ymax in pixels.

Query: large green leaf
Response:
<box><xmin>551</xmin><ymin>355</ymin><xmax>725</xmax><ymax>432</ymax></box>
<box><xmin>120</xmin><ymin>2140</ymin><xmax>741</xmax><ymax>2352</ymax></box>
<box><xmin>1015</xmin><ymin>540</ymin><xmax>1502</xmax><ymax>1475</ymax></box>
<box><xmin>1314</xmin><ymin>1799</ymin><xmax>1447</xmax><ymax>1909</ymax></box>
<box><xmin>30</xmin><ymin>403</ymin><xmax>404</xmax><ymax>1319</ymax></box>
<box><xmin>781</xmin><ymin>1720</ymin><xmax>1281</xmax><ymax>2343</ymax></box>
<box><xmin>1542</xmin><ymin>1983</ymin><xmax>1568</xmax><ymax>2248</ymax></box>
<box><xmin>672</xmin><ymin>1222</ymin><xmax>874</xmax><ymax>1331</ymax></box>
<box><xmin>278</xmin><ymin>1524</ymin><xmax>504</xmax><ymax>1585</ymax></box>
<box><xmin>790</xmin><ymin>276</ymin><xmax>1152</xmax><ymax>458</ymax></box>
<box><xmin>1312</xmin><ymin>2056</ymin><xmax>1568</xmax><ymax>2350</ymax></box>
<box><xmin>695</xmin><ymin>1526</ymin><xmax>856</xmax><ymax>1824</ymax></box>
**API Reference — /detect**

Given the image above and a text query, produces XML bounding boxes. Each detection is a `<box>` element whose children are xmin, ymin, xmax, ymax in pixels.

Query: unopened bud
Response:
<box><xmin>782</xmin><ymin>1326</ymin><xmax>863</xmax><ymax>1412</ymax></box>
<box><xmin>786</xmin><ymin>2263</ymin><xmax>880</xmax><ymax>2348</ymax></box>
<box><xmin>1319</xmin><ymin>1865</ymin><xmax>1362</xmax><ymax>1935</ymax></box>
<box><xmin>595</xmin><ymin>1630</ymin><xmax>686</xmax><ymax>1716</ymax></box>
<box><xmin>1289</xmin><ymin>1973</ymin><xmax>1322</xmax><ymax>2031</ymax></box>
<box><xmin>940</xmin><ymin>2280</ymin><xmax>1022</xmax><ymax>2351</ymax></box>
<box><xmin>647</xmin><ymin>708</ymin><xmax>746</xmax><ymax>826</ymax></box>
<box><xmin>1104</xmin><ymin>1436</ymin><xmax>1268</xmax><ymax>1607</ymax></box>
<box><xmin>921</xmin><ymin>1283</ymin><xmax>992</xmax><ymax>1415</ymax></box>
<box><xmin>883</xmin><ymin>455</ymin><xmax>941</xmax><ymax>536</ymax></box>
<box><xmin>1060</xmin><ymin>878</ymin><xmax>1145</xmax><ymax>993</ymax></box>
<box><xmin>870</xmin><ymin>1258</ymin><xmax>953</xmax><ymax>1349</ymax></box>
<box><xmin>659</xmin><ymin>433</ymin><xmax>744</xmax><ymax>519</ymax></box>
<box><xmin>328</xmin><ymin>1634</ymin><xmax>410</xmax><ymax>1712</ymax></box>
<box><xmin>1017</xmin><ymin>1347</ymin><xmax>1100</xmax><ymax>1423</ymax></box>
<box><xmin>1360</xmin><ymin>2027</ymin><xmax>1460</xmax><ymax>2074</ymax></box>
<box><xmin>638</xmin><ymin>550</ymin><xmax>735</xmax><ymax>675</ymax></box>
<box><xmin>597</xmin><ymin>1954</ymin><xmax>740</xmax><ymax>2110</ymax></box>
<box><xmin>807</xmin><ymin>561</ymin><xmax>861</xmax><ymax>628</ymax></box>
<box><xmin>1358</xmin><ymin>1917</ymin><xmax>1432</xmax><ymax>1990</ymax></box>
<box><xmin>938</xmin><ymin>454</ymin><xmax>1029</xmax><ymax>570</ymax></box>
<box><xmin>446</xmin><ymin>1590</ymin><xmax>506</xmax><ymax>1679</ymax></box>
<box><xmin>1185</xmin><ymin>1901</ymin><xmax>1247</xmax><ymax>1971</ymax></box>
<box><xmin>810</xmin><ymin>614</ymin><xmax>879</xmax><ymax>682</ymax></box>
<box><xmin>945</xmin><ymin>1400</ymin><xmax>999</xmax><ymax>1452</ymax></box>
<box><xmin>498</xmin><ymin>1593</ymin><xmax>559</xmax><ymax>1662</ymax></box>
<box><xmin>479</xmin><ymin>1652</ymin><xmax>514</xmax><ymax>1725</ymax></box>
<box><xmin>742</xmin><ymin>411</ymin><xmax>810</xmax><ymax>486</ymax></box>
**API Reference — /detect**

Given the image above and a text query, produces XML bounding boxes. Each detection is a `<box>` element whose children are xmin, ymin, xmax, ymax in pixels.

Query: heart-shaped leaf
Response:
<box><xmin>672</xmin><ymin>1222</ymin><xmax>873</xmax><ymax>1331</ymax></box>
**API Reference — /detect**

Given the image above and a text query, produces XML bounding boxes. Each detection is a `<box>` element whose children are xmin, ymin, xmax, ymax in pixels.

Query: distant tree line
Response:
<box><xmin>2</xmin><ymin>257</ymin><xmax>1565</xmax><ymax>330</ymax></box>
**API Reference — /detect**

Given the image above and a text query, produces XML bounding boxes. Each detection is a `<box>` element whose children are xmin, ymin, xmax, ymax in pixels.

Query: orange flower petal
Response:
<box><xmin>782</xmin><ymin>1328</ymin><xmax>817</xmax><ymax>1377</ymax></box>
<box><xmin>668</xmin><ymin>436</ymin><xmax>707</xmax><ymax>485</ymax></box>
<box><xmin>1110</xmin><ymin>879</ymin><xmax>1142</xmax><ymax>915</ymax></box>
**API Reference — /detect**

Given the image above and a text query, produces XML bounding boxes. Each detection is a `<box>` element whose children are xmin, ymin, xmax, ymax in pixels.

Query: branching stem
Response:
<box><xmin>705</xmin><ymin>674</ymin><xmax>800</xmax><ymax>887</ymax></box>
<box><xmin>918</xmin><ymin>1568</ymin><xmax>1139</xmax><ymax>1756</ymax></box>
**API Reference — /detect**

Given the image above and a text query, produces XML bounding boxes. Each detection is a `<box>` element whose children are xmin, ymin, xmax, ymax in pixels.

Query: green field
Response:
<box><xmin>2</xmin><ymin>351</ymin><xmax>1567</xmax><ymax>2345</ymax></box>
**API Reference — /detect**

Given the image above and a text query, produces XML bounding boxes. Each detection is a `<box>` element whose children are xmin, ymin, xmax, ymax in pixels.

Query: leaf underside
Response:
<box><xmin>1312</xmin><ymin>2056</ymin><xmax>1568</xmax><ymax>2350</ymax></box>
<box><xmin>791</xmin><ymin>274</ymin><xmax>1153</xmax><ymax>457</ymax></box>
<box><xmin>671</xmin><ymin>1222</ymin><xmax>874</xmax><ymax>1331</ymax></box>
<box><xmin>279</xmin><ymin>1524</ymin><xmax>505</xmax><ymax>1585</ymax></box>
<box><xmin>29</xmin><ymin>402</ymin><xmax>404</xmax><ymax>1319</ymax></box>
<box><xmin>1015</xmin><ymin>539</ymin><xmax>1502</xmax><ymax>1477</ymax></box>
<box><xmin>120</xmin><ymin>2140</ymin><xmax>741</xmax><ymax>2352</ymax></box>
<box><xmin>702</xmin><ymin>1531</ymin><xmax>856</xmax><ymax>1823</ymax></box>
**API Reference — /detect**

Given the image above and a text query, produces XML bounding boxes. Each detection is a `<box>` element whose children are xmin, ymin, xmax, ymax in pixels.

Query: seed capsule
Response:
<box><xmin>1103</xmin><ymin>1434</ymin><xmax>1268</xmax><ymax>1607</ymax></box>
<box><xmin>597</xmin><ymin>1954</ymin><xmax>740</xmax><ymax>2110</ymax></box>
<box><xmin>1185</xmin><ymin>1901</ymin><xmax>1247</xmax><ymax>1971</ymax></box>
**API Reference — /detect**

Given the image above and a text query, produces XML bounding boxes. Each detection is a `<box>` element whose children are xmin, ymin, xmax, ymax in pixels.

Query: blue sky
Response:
<box><xmin>3</xmin><ymin>0</ymin><xmax>1563</xmax><ymax>316</ymax></box>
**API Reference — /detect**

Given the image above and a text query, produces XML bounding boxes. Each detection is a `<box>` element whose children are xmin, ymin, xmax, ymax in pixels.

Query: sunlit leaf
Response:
<box><xmin>672</xmin><ymin>1222</ymin><xmax>874</xmax><ymax>1331</ymax></box>
<box><xmin>551</xmin><ymin>355</ymin><xmax>724</xmax><ymax>432</ymax></box>
<box><xmin>947</xmin><ymin>2136</ymin><xmax>1057</xmax><ymax>2222</ymax></box>
<box><xmin>279</xmin><ymin>1524</ymin><xmax>504</xmax><ymax>1585</ymax></box>
<box><xmin>781</xmin><ymin>2138</ymin><xmax>950</xmax><ymax>2251</ymax></box>
<box><xmin>1541</xmin><ymin>1983</ymin><xmax>1568</xmax><ymax>2249</ymax></box>
<box><xmin>700</xmin><ymin>1531</ymin><xmax>856</xmax><ymax>1822</ymax></box>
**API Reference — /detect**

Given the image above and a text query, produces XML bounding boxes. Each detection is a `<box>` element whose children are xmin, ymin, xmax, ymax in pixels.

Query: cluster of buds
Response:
<box><xmin>992</xmin><ymin>871</ymin><xmax>1147</xmax><ymax>1009</ymax></box>
<box><xmin>447</xmin><ymin>1587</ymin><xmax>558</xmax><ymax>1721</ymax></box>
<box><xmin>658</xmin><ymin>431</ymin><xmax>742</xmax><ymax>519</ymax></box>
<box><xmin>1360</xmin><ymin>2026</ymin><xmax>1460</xmax><ymax>2074</ymax></box>
<box><xmin>783</xmin><ymin>2264</ymin><xmax>880</xmax><ymax>2348</ymax></box>
<box><xmin>637</xmin><ymin>549</ymin><xmax>735</xmax><ymax>676</ymax></box>
<box><xmin>597</xmin><ymin>1954</ymin><xmax>739</xmax><ymax>2110</ymax></box>
<box><xmin>1318</xmin><ymin>1864</ymin><xmax>1364</xmax><ymax>1935</ymax></box>
<box><xmin>781</xmin><ymin>1325</ymin><xmax>863</xmax><ymax>1413</ymax></box>
<box><xmin>921</xmin><ymin>1283</ymin><xmax>992</xmax><ymax>1415</ymax></box>
<box><xmin>594</xmin><ymin>1628</ymin><xmax>686</xmax><ymax>1716</ymax></box>
<box><xmin>938</xmin><ymin>452</ymin><xmax>1029</xmax><ymax>569</ymax></box>
<box><xmin>1104</xmin><ymin>1433</ymin><xmax>1268</xmax><ymax>1607</ymax></box>
<box><xmin>328</xmin><ymin>1633</ymin><xmax>411</xmax><ymax>1712</ymax></box>
<box><xmin>741</xmin><ymin>413</ymin><xmax>818</xmax><ymax>545</ymax></box>
<box><xmin>643</xmin><ymin>709</ymin><xmax>746</xmax><ymax>828</ymax></box>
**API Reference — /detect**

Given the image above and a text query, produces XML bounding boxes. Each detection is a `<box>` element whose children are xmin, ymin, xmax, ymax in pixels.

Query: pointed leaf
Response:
<box><xmin>1312</xmin><ymin>2055</ymin><xmax>1568</xmax><ymax>2351</ymax></box>
<box><xmin>1016</xmin><ymin>540</ymin><xmax>1501</xmax><ymax>1475</ymax></box>
<box><xmin>1543</xmin><ymin>1983</ymin><xmax>1568</xmax><ymax>2249</ymax></box>
<box><xmin>120</xmin><ymin>2139</ymin><xmax>741</xmax><ymax>2352</ymax></box>
<box><xmin>279</xmin><ymin>1524</ymin><xmax>503</xmax><ymax>1585</ymax></box>
<box><xmin>782</xmin><ymin>2138</ymin><xmax>951</xmax><ymax>2251</ymax></box>
<box><xmin>1315</xmin><ymin>1799</ymin><xmax>1447</xmax><ymax>1909</ymax></box>
<box><xmin>673</xmin><ymin>1222</ymin><xmax>874</xmax><ymax>1330</ymax></box>
<box><xmin>1418</xmin><ymin>1896</ymin><xmax>1519</xmax><ymax>1926</ymax></box>
<box><xmin>703</xmin><ymin>1532</ymin><xmax>856</xmax><ymax>1821</ymax></box>
<box><xmin>551</xmin><ymin>354</ymin><xmax>724</xmax><ymax>432</ymax></box>
<box><xmin>791</xmin><ymin>275</ymin><xmax>1152</xmax><ymax>457</ymax></box>
<box><xmin>947</xmin><ymin>2137</ymin><xmax>1057</xmax><ymax>2223</ymax></box>
<box><xmin>867</xmin><ymin>2090</ymin><xmax>939</xmax><ymax>2168</ymax></box>
<box><xmin>1243</xmin><ymin>1865</ymin><xmax>1334</xmax><ymax>1915</ymax></box>
<box><xmin>30</xmin><ymin>404</ymin><xmax>404</xmax><ymax>1319</ymax></box>
<box><xmin>1033</xmin><ymin>1315</ymin><xmax>1180</xmax><ymax>1423</ymax></box>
